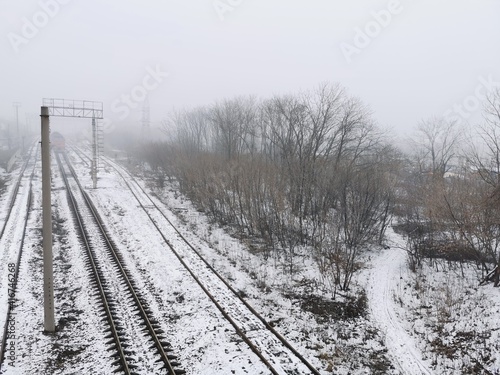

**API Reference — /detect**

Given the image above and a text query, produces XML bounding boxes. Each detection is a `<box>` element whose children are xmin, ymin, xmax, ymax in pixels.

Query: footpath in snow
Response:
<box><xmin>367</xmin><ymin>230</ymin><xmax>433</xmax><ymax>375</ymax></box>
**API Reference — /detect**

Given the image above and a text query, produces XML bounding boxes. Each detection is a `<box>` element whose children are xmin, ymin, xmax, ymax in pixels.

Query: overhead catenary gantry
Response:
<box><xmin>42</xmin><ymin>98</ymin><xmax>103</xmax><ymax>189</ymax></box>
<box><xmin>40</xmin><ymin>98</ymin><xmax>103</xmax><ymax>332</ymax></box>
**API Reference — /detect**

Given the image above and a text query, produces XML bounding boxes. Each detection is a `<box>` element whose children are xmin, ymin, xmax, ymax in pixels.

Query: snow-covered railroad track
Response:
<box><xmin>56</xmin><ymin>153</ymin><xmax>185</xmax><ymax>375</ymax></box>
<box><xmin>0</xmin><ymin>143</ymin><xmax>38</xmax><ymax>369</ymax></box>
<box><xmin>85</xmin><ymin>151</ymin><xmax>322</xmax><ymax>375</ymax></box>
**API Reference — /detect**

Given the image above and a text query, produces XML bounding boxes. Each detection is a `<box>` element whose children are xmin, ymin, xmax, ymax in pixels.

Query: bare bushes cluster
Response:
<box><xmin>400</xmin><ymin>89</ymin><xmax>500</xmax><ymax>286</ymax></box>
<box><xmin>141</xmin><ymin>83</ymin><xmax>397</xmax><ymax>292</ymax></box>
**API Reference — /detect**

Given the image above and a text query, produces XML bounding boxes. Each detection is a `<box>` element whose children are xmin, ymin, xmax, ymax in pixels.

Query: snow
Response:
<box><xmin>365</xmin><ymin>230</ymin><xmax>432</xmax><ymax>374</ymax></box>
<box><xmin>390</xmin><ymin>250</ymin><xmax>500</xmax><ymax>374</ymax></box>
<box><xmin>0</xmin><ymin>158</ymin><xmax>33</xmax><ymax>360</ymax></box>
<box><xmin>0</xmin><ymin>146</ymin><xmax>499</xmax><ymax>374</ymax></box>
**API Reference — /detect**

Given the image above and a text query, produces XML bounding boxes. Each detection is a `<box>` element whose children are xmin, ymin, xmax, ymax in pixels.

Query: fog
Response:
<box><xmin>1</xmin><ymin>0</ymin><xmax>499</xmax><ymax>142</ymax></box>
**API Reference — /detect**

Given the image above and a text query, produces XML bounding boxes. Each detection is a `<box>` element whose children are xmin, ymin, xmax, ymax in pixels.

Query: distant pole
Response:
<box><xmin>41</xmin><ymin>106</ymin><xmax>55</xmax><ymax>332</ymax></box>
<box><xmin>7</xmin><ymin>123</ymin><xmax>11</xmax><ymax>150</ymax></box>
<box><xmin>13</xmin><ymin>102</ymin><xmax>21</xmax><ymax>148</ymax></box>
<box><xmin>92</xmin><ymin>116</ymin><xmax>97</xmax><ymax>189</ymax></box>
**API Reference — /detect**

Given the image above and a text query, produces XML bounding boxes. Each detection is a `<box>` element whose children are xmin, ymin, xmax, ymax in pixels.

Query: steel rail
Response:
<box><xmin>0</xmin><ymin>144</ymin><xmax>38</xmax><ymax>368</ymax></box>
<box><xmin>59</xmin><ymin>153</ymin><xmax>183</xmax><ymax>375</ymax></box>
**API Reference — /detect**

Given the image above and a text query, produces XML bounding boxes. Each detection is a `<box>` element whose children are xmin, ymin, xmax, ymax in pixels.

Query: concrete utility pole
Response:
<box><xmin>40</xmin><ymin>106</ymin><xmax>55</xmax><ymax>332</ymax></box>
<box><xmin>39</xmin><ymin>98</ymin><xmax>103</xmax><ymax>331</ymax></box>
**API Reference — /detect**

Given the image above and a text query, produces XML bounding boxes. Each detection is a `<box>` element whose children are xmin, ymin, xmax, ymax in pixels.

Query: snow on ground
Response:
<box><xmin>2</xmin><ymin>147</ymin><xmax>500</xmax><ymax>374</ymax></box>
<box><xmin>113</xmin><ymin>160</ymin><xmax>396</xmax><ymax>374</ymax></box>
<box><xmin>391</xmin><ymin>246</ymin><xmax>500</xmax><ymax>374</ymax></box>
<box><xmin>72</xmin><ymin>155</ymin><xmax>271</xmax><ymax>374</ymax></box>
<box><xmin>364</xmin><ymin>229</ymin><xmax>432</xmax><ymax>374</ymax></box>
<box><xmin>2</xmin><ymin>153</ymin><xmax>116</xmax><ymax>374</ymax></box>
<box><xmin>0</xmin><ymin>159</ymin><xmax>32</xmax><ymax>360</ymax></box>
<box><xmin>0</xmin><ymin>165</ymin><xmax>17</xmax><ymax>232</ymax></box>
<box><xmin>362</xmin><ymin>226</ymin><xmax>500</xmax><ymax>375</ymax></box>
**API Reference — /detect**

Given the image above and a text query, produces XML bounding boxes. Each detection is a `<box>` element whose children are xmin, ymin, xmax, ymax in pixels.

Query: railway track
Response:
<box><xmin>0</xmin><ymin>144</ymin><xmax>38</xmax><ymax>368</ymax></box>
<box><xmin>56</xmin><ymin>152</ymin><xmax>185</xmax><ymax>375</ymax></box>
<box><xmin>70</xmin><ymin>146</ymin><xmax>321</xmax><ymax>374</ymax></box>
<box><xmin>0</xmin><ymin>144</ymin><xmax>37</xmax><ymax>240</ymax></box>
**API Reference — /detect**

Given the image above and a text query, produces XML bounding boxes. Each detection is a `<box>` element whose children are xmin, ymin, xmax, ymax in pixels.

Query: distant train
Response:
<box><xmin>51</xmin><ymin>131</ymin><xmax>65</xmax><ymax>152</ymax></box>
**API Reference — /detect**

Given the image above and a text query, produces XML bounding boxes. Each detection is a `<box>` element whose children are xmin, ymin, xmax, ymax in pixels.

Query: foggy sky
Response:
<box><xmin>1</xmin><ymin>0</ymin><xmax>499</xmax><ymax>139</ymax></box>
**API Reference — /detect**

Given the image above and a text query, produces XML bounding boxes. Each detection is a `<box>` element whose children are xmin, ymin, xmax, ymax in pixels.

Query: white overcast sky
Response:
<box><xmin>1</xmin><ymin>0</ymin><xmax>499</xmax><ymax>138</ymax></box>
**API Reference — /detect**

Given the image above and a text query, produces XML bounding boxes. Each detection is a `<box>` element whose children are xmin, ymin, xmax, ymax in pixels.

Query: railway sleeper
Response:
<box><xmin>107</xmin><ymin>306</ymin><xmax>118</xmax><ymax>314</ymax></box>
<box><xmin>124</xmin><ymin>295</ymin><xmax>136</xmax><ymax>304</ymax></box>
<box><xmin>128</xmin><ymin>303</ymin><xmax>140</xmax><ymax>311</ymax></box>
<box><xmin>125</xmin><ymin>359</ymin><xmax>138</xmax><ymax>368</ymax></box>
<box><xmin>105</xmin><ymin>346</ymin><xmax>120</xmax><ymax>355</ymax></box>
<box><xmin>110</xmin><ymin>358</ymin><xmax>122</xmax><ymax>367</ymax></box>
<box><xmin>83</xmin><ymin>261</ymin><xmax>94</xmax><ymax>270</ymax></box>
<box><xmin>103</xmin><ymin>295</ymin><xmax>116</xmax><ymax>304</ymax></box>
<box><xmin>139</xmin><ymin>309</ymin><xmax>153</xmax><ymax>317</ymax></box>
<box><xmin>112</xmin><ymin>366</ymin><xmax>124</xmax><ymax>374</ymax></box>
<box><xmin>115</xmin><ymin>268</ymin><xmax>126</xmax><ymax>276</ymax></box>
<box><xmin>130</xmin><ymin>310</ymin><xmax>142</xmax><ymax>319</ymax></box>
<box><xmin>87</xmin><ymin>273</ymin><xmax>100</xmax><ymax>283</ymax></box>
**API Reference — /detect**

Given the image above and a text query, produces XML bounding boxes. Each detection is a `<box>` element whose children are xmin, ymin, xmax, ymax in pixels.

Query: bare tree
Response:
<box><xmin>412</xmin><ymin>117</ymin><xmax>462</xmax><ymax>179</ymax></box>
<box><xmin>152</xmin><ymin>83</ymin><xmax>395</xmax><ymax>292</ymax></box>
<box><xmin>457</xmin><ymin>88</ymin><xmax>500</xmax><ymax>285</ymax></box>
<box><xmin>164</xmin><ymin>108</ymin><xmax>211</xmax><ymax>154</ymax></box>
<box><xmin>209</xmin><ymin>97</ymin><xmax>257</xmax><ymax>159</ymax></box>
<box><xmin>140</xmin><ymin>142</ymin><xmax>173</xmax><ymax>188</ymax></box>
